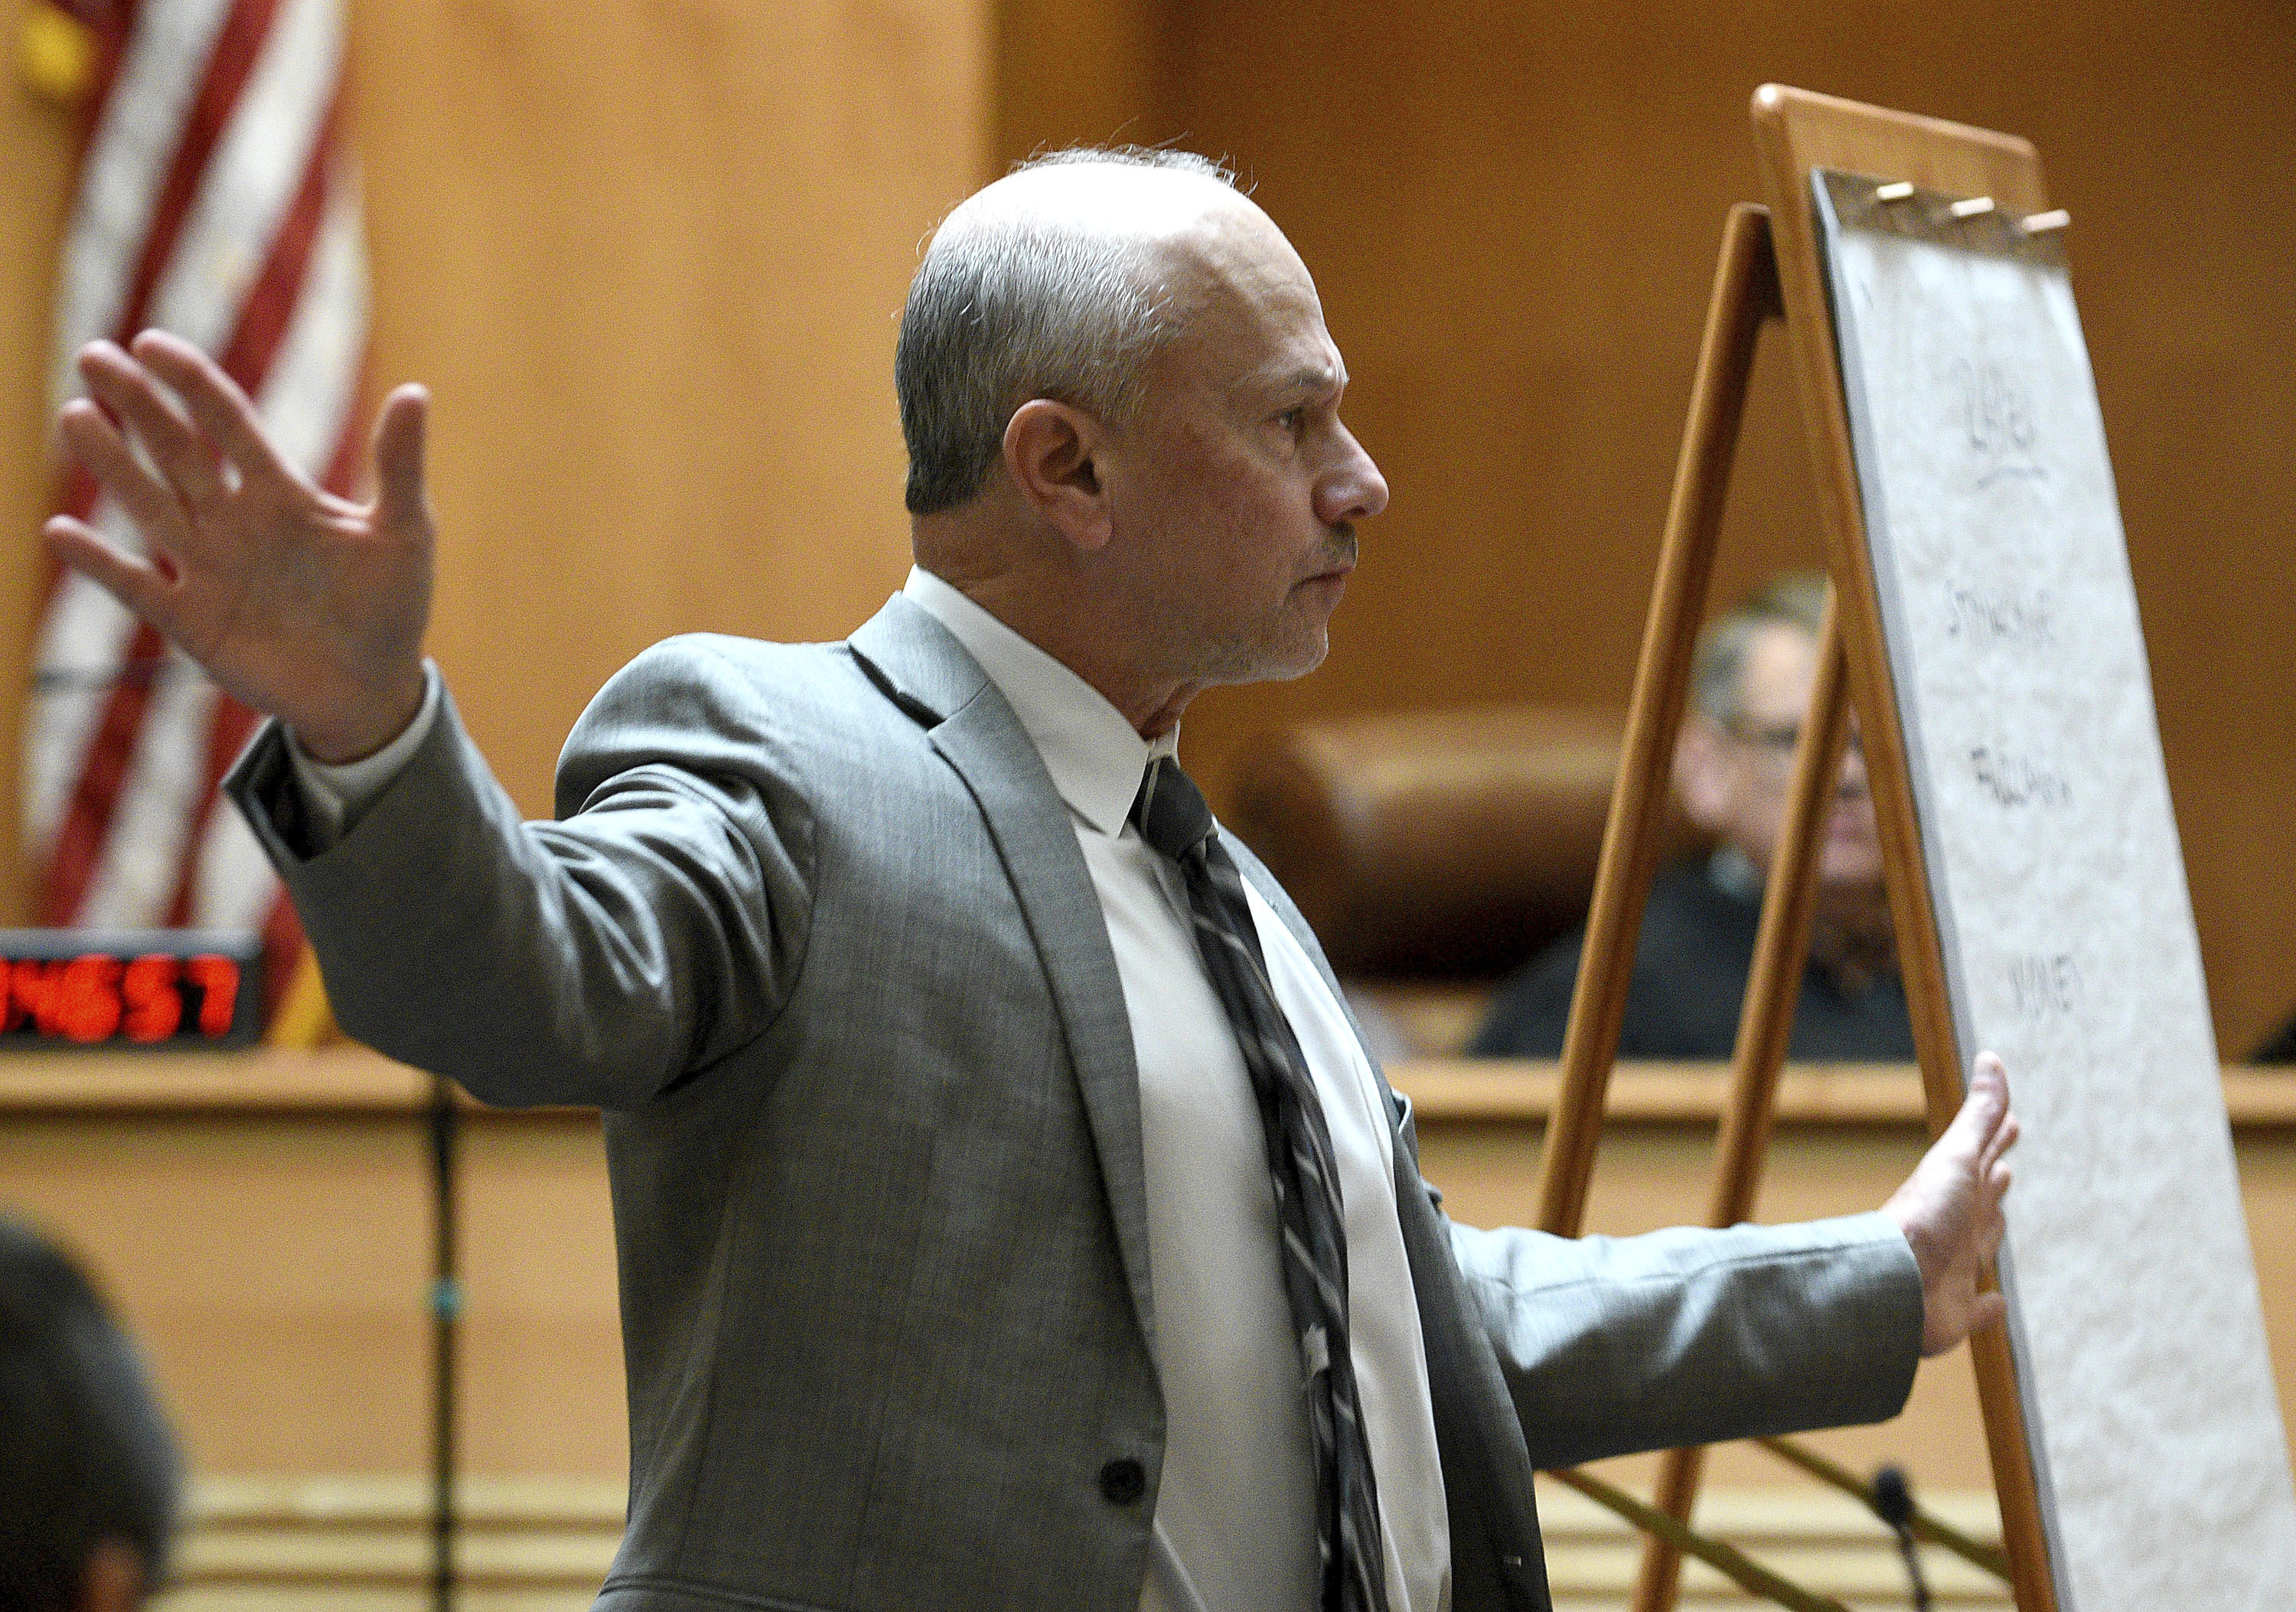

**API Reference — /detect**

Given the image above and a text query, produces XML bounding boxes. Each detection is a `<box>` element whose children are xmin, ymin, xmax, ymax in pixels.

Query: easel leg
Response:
<box><xmin>1632</xmin><ymin>599</ymin><xmax>1854</xmax><ymax>1612</ymax></box>
<box><xmin>1969</xmin><ymin>1289</ymin><xmax>2056</xmax><ymax>1610</ymax></box>
<box><xmin>1534</xmin><ymin>201</ymin><xmax>1783</xmax><ymax>1235</ymax></box>
<box><xmin>1544</xmin><ymin>188</ymin><xmax>2060</xmax><ymax>1612</ymax></box>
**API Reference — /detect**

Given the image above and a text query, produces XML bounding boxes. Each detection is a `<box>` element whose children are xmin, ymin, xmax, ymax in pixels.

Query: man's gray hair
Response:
<box><xmin>895</xmin><ymin>146</ymin><xmax>1239</xmax><ymax>515</ymax></box>
<box><xmin>1688</xmin><ymin>570</ymin><xmax>1829</xmax><ymax>726</ymax></box>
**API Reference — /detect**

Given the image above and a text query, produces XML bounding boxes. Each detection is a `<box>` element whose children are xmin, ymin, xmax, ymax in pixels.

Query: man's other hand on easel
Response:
<box><xmin>1883</xmin><ymin>1052</ymin><xmax>2020</xmax><ymax>1356</ymax></box>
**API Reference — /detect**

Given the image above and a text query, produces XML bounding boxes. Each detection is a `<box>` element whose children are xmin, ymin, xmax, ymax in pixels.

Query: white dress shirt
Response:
<box><xmin>292</xmin><ymin>575</ymin><xmax>1452</xmax><ymax>1610</ymax></box>
<box><xmin>900</xmin><ymin>570</ymin><xmax>1450</xmax><ymax>1612</ymax></box>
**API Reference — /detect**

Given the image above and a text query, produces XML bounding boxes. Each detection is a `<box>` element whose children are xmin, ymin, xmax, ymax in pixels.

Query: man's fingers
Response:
<box><xmin>1981</xmin><ymin>1112</ymin><xmax>2021</xmax><ymax>1177</ymax></box>
<box><xmin>77</xmin><ymin>343</ymin><xmax>230</xmax><ymax>511</ymax></box>
<box><xmin>57</xmin><ymin>399</ymin><xmax>194</xmax><ymax>559</ymax></box>
<box><xmin>369</xmin><ymin>385</ymin><xmax>432</xmax><ymax>535</ymax></box>
<box><xmin>1969</xmin><ymin>1050</ymin><xmax>2009</xmax><ymax>1108</ymax></box>
<box><xmin>1958</xmin><ymin>1052</ymin><xmax>2013</xmax><ymax>1149</ymax></box>
<box><xmin>1942</xmin><ymin>1052</ymin><xmax>2007</xmax><ymax>1157</ymax></box>
<box><xmin>129</xmin><ymin>330</ymin><xmax>297</xmax><ymax>491</ymax></box>
<box><xmin>44</xmin><ymin>517</ymin><xmax>176</xmax><ymax>631</ymax></box>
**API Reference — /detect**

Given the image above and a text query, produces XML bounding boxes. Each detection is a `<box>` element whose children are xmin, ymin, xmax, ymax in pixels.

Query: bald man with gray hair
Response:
<box><xmin>45</xmin><ymin>148</ymin><xmax>2017</xmax><ymax>1612</ymax></box>
<box><xmin>899</xmin><ymin>149</ymin><xmax>1233</xmax><ymax>517</ymax></box>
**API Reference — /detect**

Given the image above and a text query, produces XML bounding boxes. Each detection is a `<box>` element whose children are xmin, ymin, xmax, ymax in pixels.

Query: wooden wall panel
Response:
<box><xmin>352</xmin><ymin>0</ymin><xmax>986</xmax><ymax>818</ymax></box>
<box><xmin>0</xmin><ymin>0</ymin><xmax>990</xmax><ymax>853</ymax></box>
<box><xmin>0</xmin><ymin>39</ymin><xmax>83</xmax><ymax>925</ymax></box>
<box><xmin>5</xmin><ymin>1059</ymin><xmax>2288</xmax><ymax>1495</ymax></box>
<box><xmin>993</xmin><ymin>0</ymin><xmax>2296</xmax><ymax>1057</ymax></box>
<box><xmin>0</xmin><ymin>1105</ymin><xmax>624</xmax><ymax>1475</ymax></box>
<box><xmin>148</xmin><ymin>1475</ymin><xmax>2020</xmax><ymax>1610</ymax></box>
<box><xmin>8</xmin><ymin>2</ymin><xmax>2290</xmax><ymax>1052</ymax></box>
<box><xmin>993</xmin><ymin>0</ymin><xmax>1172</xmax><ymax>162</ymax></box>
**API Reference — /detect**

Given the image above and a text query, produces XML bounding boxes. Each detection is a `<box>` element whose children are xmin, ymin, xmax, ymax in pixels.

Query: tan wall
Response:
<box><xmin>997</xmin><ymin>0</ymin><xmax>2296</xmax><ymax>1059</ymax></box>
<box><xmin>5</xmin><ymin>3</ymin><xmax>2291</xmax><ymax>1056</ymax></box>
<box><xmin>0</xmin><ymin>0</ymin><xmax>990</xmax><ymax>859</ymax></box>
<box><xmin>0</xmin><ymin>6</ymin><xmax>77</xmax><ymax>925</ymax></box>
<box><xmin>0</xmin><ymin>1103</ymin><xmax>623</xmax><ymax>1475</ymax></box>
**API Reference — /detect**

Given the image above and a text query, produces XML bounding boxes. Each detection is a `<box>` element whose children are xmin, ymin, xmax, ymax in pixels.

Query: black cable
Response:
<box><xmin>428</xmin><ymin>1073</ymin><xmax>461</xmax><ymax>1612</ymax></box>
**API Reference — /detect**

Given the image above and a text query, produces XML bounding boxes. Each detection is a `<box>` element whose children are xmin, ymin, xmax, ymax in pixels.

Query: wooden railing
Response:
<box><xmin>7</xmin><ymin>1050</ymin><xmax>2284</xmax><ymax>1610</ymax></box>
<box><xmin>5</xmin><ymin>1048</ymin><xmax>2290</xmax><ymax>1126</ymax></box>
<box><xmin>149</xmin><ymin>1473</ymin><xmax>2011</xmax><ymax>1612</ymax></box>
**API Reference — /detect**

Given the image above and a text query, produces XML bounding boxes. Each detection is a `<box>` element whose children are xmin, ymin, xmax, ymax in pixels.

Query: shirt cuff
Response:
<box><xmin>285</xmin><ymin>663</ymin><xmax>443</xmax><ymax>848</ymax></box>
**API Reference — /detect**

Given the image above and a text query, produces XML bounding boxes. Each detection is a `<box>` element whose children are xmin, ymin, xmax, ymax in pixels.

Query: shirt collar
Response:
<box><xmin>1707</xmin><ymin>842</ymin><xmax>1764</xmax><ymax>902</ymax></box>
<box><xmin>902</xmin><ymin>566</ymin><xmax>1176</xmax><ymax>837</ymax></box>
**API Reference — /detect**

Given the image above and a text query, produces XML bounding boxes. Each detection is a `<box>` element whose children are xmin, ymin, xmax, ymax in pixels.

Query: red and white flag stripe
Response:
<box><xmin>31</xmin><ymin>0</ymin><xmax>367</xmax><ymax>1013</ymax></box>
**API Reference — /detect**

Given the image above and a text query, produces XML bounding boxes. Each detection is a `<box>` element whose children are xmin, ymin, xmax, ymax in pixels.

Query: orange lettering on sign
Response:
<box><xmin>187</xmin><ymin>955</ymin><xmax>240</xmax><ymax>1039</ymax></box>
<box><xmin>57</xmin><ymin>954</ymin><xmax>122</xmax><ymax>1043</ymax></box>
<box><xmin>8</xmin><ymin>960</ymin><xmax>61</xmax><ymax>1034</ymax></box>
<box><xmin>122</xmin><ymin>954</ymin><xmax>184</xmax><ymax>1043</ymax></box>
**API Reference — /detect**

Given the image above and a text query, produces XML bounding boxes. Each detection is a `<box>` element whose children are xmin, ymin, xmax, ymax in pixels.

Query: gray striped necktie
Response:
<box><xmin>1130</xmin><ymin>755</ymin><xmax>1391</xmax><ymax>1612</ymax></box>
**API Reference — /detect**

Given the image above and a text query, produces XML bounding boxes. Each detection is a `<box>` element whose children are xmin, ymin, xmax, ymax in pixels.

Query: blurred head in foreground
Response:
<box><xmin>0</xmin><ymin>1218</ymin><xmax>181</xmax><ymax>1612</ymax></box>
<box><xmin>1672</xmin><ymin>570</ymin><xmax>1885</xmax><ymax>912</ymax></box>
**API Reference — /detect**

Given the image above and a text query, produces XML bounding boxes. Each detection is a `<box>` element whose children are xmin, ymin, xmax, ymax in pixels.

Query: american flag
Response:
<box><xmin>28</xmin><ymin>0</ymin><xmax>367</xmax><ymax>1021</ymax></box>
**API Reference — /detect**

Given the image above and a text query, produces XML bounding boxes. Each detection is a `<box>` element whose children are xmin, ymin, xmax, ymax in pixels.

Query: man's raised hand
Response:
<box><xmin>1884</xmin><ymin>1051</ymin><xmax>2020</xmax><ymax>1356</ymax></box>
<box><xmin>44</xmin><ymin>331</ymin><xmax>435</xmax><ymax>763</ymax></box>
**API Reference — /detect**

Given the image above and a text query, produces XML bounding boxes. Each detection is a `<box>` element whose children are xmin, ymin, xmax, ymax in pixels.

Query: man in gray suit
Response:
<box><xmin>47</xmin><ymin>149</ymin><xmax>2017</xmax><ymax>1612</ymax></box>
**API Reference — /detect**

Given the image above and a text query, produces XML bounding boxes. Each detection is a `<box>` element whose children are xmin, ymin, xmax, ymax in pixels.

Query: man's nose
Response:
<box><xmin>1837</xmin><ymin>733</ymin><xmax>1870</xmax><ymax>795</ymax></box>
<box><xmin>1319</xmin><ymin>426</ymin><xmax>1389</xmax><ymax>525</ymax></box>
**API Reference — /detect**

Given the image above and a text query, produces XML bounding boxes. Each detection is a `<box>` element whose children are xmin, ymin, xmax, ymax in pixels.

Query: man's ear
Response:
<box><xmin>1003</xmin><ymin>400</ymin><xmax>1114</xmax><ymax>553</ymax></box>
<box><xmin>1671</xmin><ymin>715</ymin><xmax>1731</xmax><ymax>832</ymax></box>
<box><xmin>77</xmin><ymin>1541</ymin><xmax>144</xmax><ymax>1612</ymax></box>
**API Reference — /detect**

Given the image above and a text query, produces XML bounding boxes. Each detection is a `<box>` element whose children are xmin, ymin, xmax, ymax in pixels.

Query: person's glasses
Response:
<box><xmin>1723</xmin><ymin>717</ymin><xmax>1865</xmax><ymax>762</ymax></box>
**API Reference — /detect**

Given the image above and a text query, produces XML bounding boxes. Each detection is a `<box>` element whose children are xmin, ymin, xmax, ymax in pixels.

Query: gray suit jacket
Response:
<box><xmin>227</xmin><ymin>596</ymin><xmax>1922</xmax><ymax>1612</ymax></box>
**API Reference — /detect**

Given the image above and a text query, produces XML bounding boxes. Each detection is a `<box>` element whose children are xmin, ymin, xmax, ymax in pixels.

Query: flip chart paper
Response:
<box><xmin>1816</xmin><ymin>168</ymin><xmax>2296</xmax><ymax>1610</ymax></box>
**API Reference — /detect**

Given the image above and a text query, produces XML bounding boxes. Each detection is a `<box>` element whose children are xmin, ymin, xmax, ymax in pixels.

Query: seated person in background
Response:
<box><xmin>1473</xmin><ymin>571</ymin><xmax>1916</xmax><ymax>1061</ymax></box>
<box><xmin>0</xmin><ymin>1217</ymin><xmax>181</xmax><ymax>1612</ymax></box>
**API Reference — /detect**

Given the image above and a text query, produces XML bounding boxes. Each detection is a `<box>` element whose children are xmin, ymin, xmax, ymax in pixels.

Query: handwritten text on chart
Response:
<box><xmin>1944</xmin><ymin>584</ymin><xmax>2056</xmax><ymax>648</ymax></box>
<box><xmin>1968</xmin><ymin>746</ymin><xmax>2073</xmax><ymax>810</ymax></box>
<box><xmin>2007</xmin><ymin>951</ymin><xmax>2084</xmax><ymax>1021</ymax></box>
<box><xmin>1955</xmin><ymin>357</ymin><xmax>2045</xmax><ymax>487</ymax></box>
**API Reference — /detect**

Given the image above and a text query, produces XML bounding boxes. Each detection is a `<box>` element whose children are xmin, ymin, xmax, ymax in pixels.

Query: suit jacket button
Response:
<box><xmin>1099</xmin><ymin>1458</ymin><xmax>1146</xmax><ymax>1504</ymax></box>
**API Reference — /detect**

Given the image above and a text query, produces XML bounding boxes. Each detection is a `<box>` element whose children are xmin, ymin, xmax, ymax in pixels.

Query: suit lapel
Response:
<box><xmin>850</xmin><ymin>598</ymin><xmax>1159</xmax><ymax>1355</ymax></box>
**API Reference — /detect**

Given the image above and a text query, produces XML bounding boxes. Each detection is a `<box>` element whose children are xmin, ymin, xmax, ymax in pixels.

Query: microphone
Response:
<box><xmin>1870</xmin><ymin>1464</ymin><xmax>1932</xmax><ymax>1612</ymax></box>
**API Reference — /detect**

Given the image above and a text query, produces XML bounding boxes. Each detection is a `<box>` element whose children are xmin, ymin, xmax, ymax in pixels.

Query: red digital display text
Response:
<box><xmin>2</xmin><ymin>953</ymin><xmax>242</xmax><ymax>1043</ymax></box>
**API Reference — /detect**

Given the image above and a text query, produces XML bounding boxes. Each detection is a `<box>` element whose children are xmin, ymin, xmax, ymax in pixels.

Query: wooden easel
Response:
<box><xmin>1529</xmin><ymin>86</ymin><xmax>2063</xmax><ymax>1612</ymax></box>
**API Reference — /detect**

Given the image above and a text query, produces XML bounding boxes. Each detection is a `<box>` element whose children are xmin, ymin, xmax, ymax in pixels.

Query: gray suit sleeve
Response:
<box><xmin>1235</xmin><ymin>837</ymin><xmax>1926</xmax><ymax>1474</ymax></box>
<box><xmin>225</xmin><ymin>636</ymin><xmax>815</xmax><ymax>1109</ymax></box>
<box><xmin>1446</xmin><ymin>1211</ymin><xmax>1924</xmax><ymax>1470</ymax></box>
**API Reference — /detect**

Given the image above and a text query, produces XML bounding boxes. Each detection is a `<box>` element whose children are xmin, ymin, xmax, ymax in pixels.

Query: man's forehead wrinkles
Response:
<box><xmin>1234</xmin><ymin>355</ymin><xmax>1345</xmax><ymax>397</ymax></box>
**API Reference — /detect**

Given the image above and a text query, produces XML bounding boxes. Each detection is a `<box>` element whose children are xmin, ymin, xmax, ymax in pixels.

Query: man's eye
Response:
<box><xmin>1274</xmin><ymin>408</ymin><xmax>1304</xmax><ymax>433</ymax></box>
